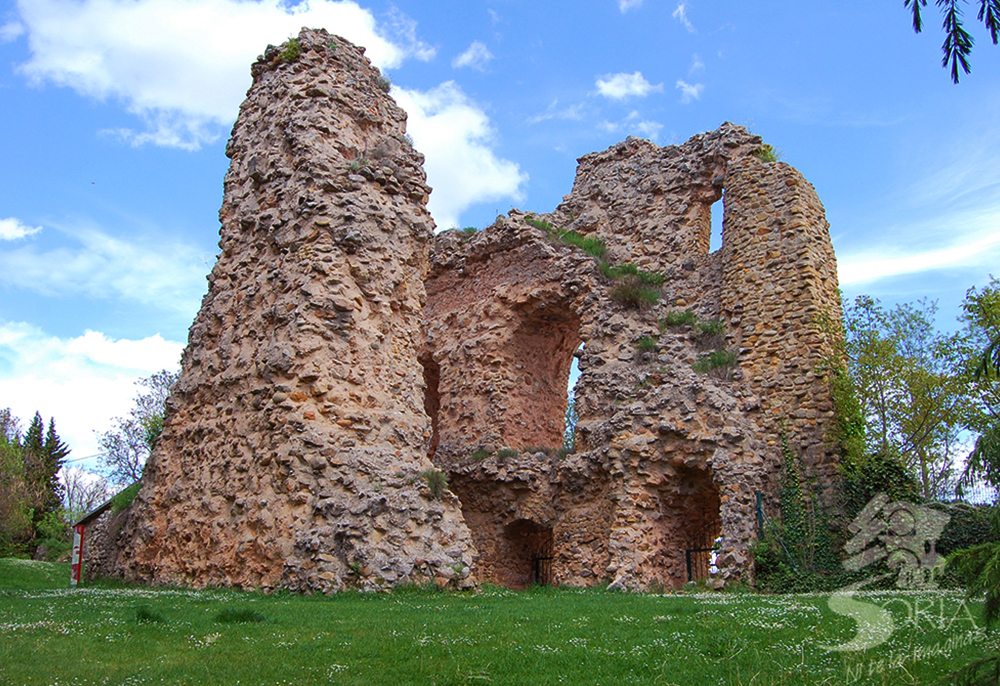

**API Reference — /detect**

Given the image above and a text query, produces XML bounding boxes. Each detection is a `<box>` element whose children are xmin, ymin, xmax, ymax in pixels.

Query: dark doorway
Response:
<box><xmin>500</xmin><ymin>519</ymin><xmax>554</xmax><ymax>588</ymax></box>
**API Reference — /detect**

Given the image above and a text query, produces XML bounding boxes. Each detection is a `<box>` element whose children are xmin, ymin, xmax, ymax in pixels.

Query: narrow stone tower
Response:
<box><xmin>112</xmin><ymin>28</ymin><xmax>476</xmax><ymax>591</ymax></box>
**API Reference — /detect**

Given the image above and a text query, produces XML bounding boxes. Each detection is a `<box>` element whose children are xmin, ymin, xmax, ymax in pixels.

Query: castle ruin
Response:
<box><xmin>90</xmin><ymin>29</ymin><xmax>842</xmax><ymax>592</ymax></box>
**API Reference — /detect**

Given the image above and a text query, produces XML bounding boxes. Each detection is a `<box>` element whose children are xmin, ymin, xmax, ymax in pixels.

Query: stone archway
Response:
<box><xmin>498</xmin><ymin>519</ymin><xmax>554</xmax><ymax>589</ymax></box>
<box><xmin>657</xmin><ymin>464</ymin><xmax>722</xmax><ymax>587</ymax></box>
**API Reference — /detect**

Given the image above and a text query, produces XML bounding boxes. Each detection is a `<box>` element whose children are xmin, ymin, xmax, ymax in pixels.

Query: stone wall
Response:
<box><xmin>94</xmin><ymin>31</ymin><xmax>842</xmax><ymax>593</ymax></box>
<box><xmin>422</xmin><ymin>127</ymin><xmax>842</xmax><ymax>590</ymax></box>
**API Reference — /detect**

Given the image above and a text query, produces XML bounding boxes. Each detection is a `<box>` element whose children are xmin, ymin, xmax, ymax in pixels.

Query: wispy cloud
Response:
<box><xmin>837</xmin><ymin>193</ymin><xmax>1000</xmax><ymax>287</ymax></box>
<box><xmin>0</xmin><ymin>217</ymin><xmax>41</xmax><ymax>240</ymax></box>
<box><xmin>0</xmin><ymin>21</ymin><xmax>24</xmax><ymax>42</ymax></box>
<box><xmin>676</xmin><ymin>79</ymin><xmax>704</xmax><ymax>103</ymax></box>
<box><xmin>600</xmin><ymin>112</ymin><xmax>663</xmax><ymax>141</ymax></box>
<box><xmin>673</xmin><ymin>3</ymin><xmax>695</xmax><ymax>32</ymax></box>
<box><xmin>596</xmin><ymin>72</ymin><xmax>663</xmax><ymax>100</ymax></box>
<box><xmin>13</xmin><ymin>0</ymin><xmax>431</xmax><ymax>150</ymax></box>
<box><xmin>452</xmin><ymin>41</ymin><xmax>493</xmax><ymax>71</ymax></box>
<box><xmin>0</xmin><ymin>320</ymin><xmax>183</xmax><ymax>458</ymax></box>
<box><xmin>527</xmin><ymin>99</ymin><xmax>587</xmax><ymax>124</ymax></box>
<box><xmin>0</xmin><ymin>220</ymin><xmax>209</xmax><ymax>312</ymax></box>
<box><xmin>619</xmin><ymin>0</ymin><xmax>643</xmax><ymax>12</ymax></box>
<box><xmin>689</xmin><ymin>53</ymin><xmax>705</xmax><ymax>75</ymax></box>
<box><xmin>392</xmin><ymin>82</ymin><xmax>527</xmax><ymax>230</ymax></box>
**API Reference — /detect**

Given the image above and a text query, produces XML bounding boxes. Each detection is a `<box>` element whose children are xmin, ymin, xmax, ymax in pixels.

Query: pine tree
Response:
<box><xmin>42</xmin><ymin>419</ymin><xmax>69</xmax><ymax>512</ymax></box>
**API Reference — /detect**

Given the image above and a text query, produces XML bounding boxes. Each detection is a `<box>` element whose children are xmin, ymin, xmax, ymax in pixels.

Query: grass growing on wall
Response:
<box><xmin>0</xmin><ymin>558</ymin><xmax>988</xmax><ymax>686</ymax></box>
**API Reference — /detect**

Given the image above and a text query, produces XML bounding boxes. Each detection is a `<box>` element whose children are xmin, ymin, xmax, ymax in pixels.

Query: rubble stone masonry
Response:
<box><xmin>94</xmin><ymin>30</ymin><xmax>842</xmax><ymax>592</ymax></box>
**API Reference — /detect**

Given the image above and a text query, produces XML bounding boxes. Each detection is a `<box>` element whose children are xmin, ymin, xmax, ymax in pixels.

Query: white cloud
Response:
<box><xmin>619</xmin><ymin>0</ymin><xmax>643</xmax><ymax>12</ymax></box>
<box><xmin>676</xmin><ymin>79</ymin><xmax>704</xmax><ymax>103</ymax></box>
<box><xmin>0</xmin><ymin>220</ymin><xmax>209</xmax><ymax>313</ymax></box>
<box><xmin>596</xmin><ymin>72</ymin><xmax>663</xmax><ymax>100</ymax></box>
<box><xmin>673</xmin><ymin>2</ymin><xmax>695</xmax><ymax>32</ymax></box>
<box><xmin>452</xmin><ymin>41</ymin><xmax>493</xmax><ymax>70</ymax></box>
<box><xmin>0</xmin><ymin>321</ymin><xmax>183</xmax><ymax>459</ymax></box>
<box><xmin>0</xmin><ymin>217</ymin><xmax>41</xmax><ymax>240</ymax></box>
<box><xmin>838</xmin><ymin>213</ymin><xmax>1000</xmax><ymax>286</ymax></box>
<box><xmin>689</xmin><ymin>53</ymin><xmax>705</xmax><ymax>75</ymax></box>
<box><xmin>392</xmin><ymin>82</ymin><xmax>527</xmax><ymax>230</ymax></box>
<box><xmin>527</xmin><ymin>99</ymin><xmax>586</xmax><ymax>124</ymax></box>
<box><xmin>0</xmin><ymin>21</ymin><xmax>24</xmax><ymax>42</ymax></box>
<box><xmin>13</xmin><ymin>0</ymin><xmax>428</xmax><ymax>149</ymax></box>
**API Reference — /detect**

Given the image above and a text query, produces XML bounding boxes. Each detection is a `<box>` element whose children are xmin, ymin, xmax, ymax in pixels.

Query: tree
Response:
<box><xmin>959</xmin><ymin>277</ymin><xmax>1000</xmax><ymax>490</ymax></box>
<box><xmin>60</xmin><ymin>468</ymin><xmax>112</xmax><ymax>523</ymax></box>
<box><xmin>842</xmin><ymin>295</ymin><xmax>972</xmax><ymax>499</ymax></box>
<box><xmin>0</xmin><ymin>408</ymin><xmax>69</xmax><ymax>557</ymax></box>
<box><xmin>20</xmin><ymin>412</ymin><xmax>69</xmax><ymax>527</ymax></box>
<box><xmin>0</xmin><ymin>417</ymin><xmax>39</xmax><ymax>556</ymax></box>
<box><xmin>905</xmin><ymin>0</ymin><xmax>1000</xmax><ymax>82</ymax></box>
<box><xmin>96</xmin><ymin>369</ymin><xmax>178</xmax><ymax>487</ymax></box>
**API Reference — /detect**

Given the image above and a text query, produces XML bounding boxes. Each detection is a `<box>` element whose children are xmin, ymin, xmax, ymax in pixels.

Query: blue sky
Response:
<box><xmin>0</xmin><ymin>0</ymin><xmax>998</xmax><ymax>465</ymax></box>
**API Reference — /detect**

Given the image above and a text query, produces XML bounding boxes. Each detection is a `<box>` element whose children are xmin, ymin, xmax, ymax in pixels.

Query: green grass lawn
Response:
<box><xmin>0</xmin><ymin>559</ymin><xmax>992</xmax><ymax>685</ymax></box>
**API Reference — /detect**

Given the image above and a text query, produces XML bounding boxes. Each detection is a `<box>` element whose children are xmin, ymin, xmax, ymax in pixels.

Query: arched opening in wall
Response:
<box><xmin>500</xmin><ymin>519</ymin><xmax>554</xmax><ymax>588</ymax></box>
<box><xmin>658</xmin><ymin>464</ymin><xmax>722</xmax><ymax>586</ymax></box>
<box><xmin>564</xmin><ymin>343</ymin><xmax>584</xmax><ymax>452</ymax></box>
<box><xmin>709</xmin><ymin>190</ymin><xmax>725</xmax><ymax>253</ymax></box>
<box><xmin>677</xmin><ymin>466</ymin><xmax>722</xmax><ymax>582</ymax></box>
<box><xmin>419</xmin><ymin>355</ymin><xmax>441</xmax><ymax>458</ymax></box>
<box><xmin>506</xmin><ymin>305</ymin><xmax>581</xmax><ymax>450</ymax></box>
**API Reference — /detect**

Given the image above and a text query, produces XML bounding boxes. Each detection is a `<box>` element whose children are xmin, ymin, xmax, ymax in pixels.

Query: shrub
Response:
<box><xmin>599</xmin><ymin>262</ymin><xmax>665</xmax><ymax>285</ymax></box>
<box><xmin>470</xmin><ymin>448</ymin><xmax>489</xmax><ymax>461</ymax></box>
<box><xmin>420</xmin><ymin>469</ymin><xmax>448</xmax><ymax>499</ymax></box>
<box><xmin>637</xmin><ymin>335</ymin><xmax>657</xmax><ymax>353</ymax></box>
<box><xmin>215</xmin><ymin>608</ymin><xmax>267</xmax><ymax>624</ymax></box>
<box><xmin>524</xmin><ymin>216</ymin><xmax>554</xmax><ymax>233</ymax></box>
<box><xmin>279</xmin><ymin>38</ymin><xmax>301</xmax><ymax>64</ymax></box>
<box><xmin>524</xmin><ymin>216</ymin><xmax>607</xmax><ymax>258</ymax></box>
<box><xmin>662</xmin><ymin>310</ymin><xmax>698</xmax><ymax>327</ymax></box>
<box><xmin>696</xmin><ymin>318</ymin><xmax>725</xmax><ymax>336</ymax></box>
<box><xmin>753</xmin><ymin>144</ymin><xmax>781</xmax><ymax>163</ymax></box>
<box><xmin>610</xmin><ymin>276</ymin><xmax>660</xmax><ymax>308</ymax></box>
<box><xmin>461</xmin><ymin>226</ymin><xmax>478</xmax><ymax>234</ymax></box>
<box><xmin>560</xmin><ymin>231</ymin><xmax>607</xmax><ymax>258</ymax></box>
<box><xmin>497</xmin><ymin>447</ymin><xmax>519</xmax><ymax>459</ymax></box>
<box><xmin>376</xmin><ymin>75</ymin><xmax>392</xmax><ymax>93</ymax></box>
<box><xmin>691</xmin><ymin>349</ymin><xmax>737</xmax><ymax>378</ymax></box>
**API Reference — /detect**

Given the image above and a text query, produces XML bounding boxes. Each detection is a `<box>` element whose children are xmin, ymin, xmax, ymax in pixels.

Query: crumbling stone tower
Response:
<box><xmin>111</xmin><ymin>29</ymin><xmax>476</xmax><ymax>591</ymax></box>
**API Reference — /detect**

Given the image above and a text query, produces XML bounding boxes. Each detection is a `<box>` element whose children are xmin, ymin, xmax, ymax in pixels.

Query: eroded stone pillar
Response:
<box><xmin>112</xmin><ymin>29</ymin><xmax>475</xmax><ymax>591</ymax></box>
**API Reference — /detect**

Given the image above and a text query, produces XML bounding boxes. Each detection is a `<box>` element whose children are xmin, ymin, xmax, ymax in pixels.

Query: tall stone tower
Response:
<box><xmin>113</xmin><ymin>28</ymin><xmax>476</xmax><ymax>591</ymax></box>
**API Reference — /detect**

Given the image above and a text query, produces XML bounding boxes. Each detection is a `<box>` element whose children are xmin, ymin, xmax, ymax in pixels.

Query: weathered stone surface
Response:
<box><xmin>422</xmin><ymin>126</ymin><xmax>841</xmax><ymax>590</ymax></box>
<box><xmin>90</xmin><ymin>32</ymin><xmax>842</xmax><ymax>593</ymax></box>
<box><xmin>100</xmin><ymin>28</ymin><xmax>476</xmax><ymax>591</ymax></box>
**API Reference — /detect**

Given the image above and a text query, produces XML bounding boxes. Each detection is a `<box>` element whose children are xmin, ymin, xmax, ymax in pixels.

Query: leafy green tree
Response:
<box><xmin>97</xmin><ymin>369</ymin><xmax>178</xmax><ymax>487</ymax></box>
<box><xmin>905</xmin><ymin>0</ymin><xmax>1000</xmax><ymax>82</ymax></box>
<box><xmin>958</xmin><ymin>278</ymin><xmax>1000</xmax><ymax>490</ymax></box>
<box><xmin>0</xmin><ymin>420</ymin><xmax>38</xmax><ymax>557</ymax></box>
<box><xmin>842</xmin><ymin>295</ymin><xmax>971</xmax><ymax>499</ymax></box>
<box><xmin>0</xmin><ymin>408</ymin><xmax>69</xmax><ymax>557</ymax></box>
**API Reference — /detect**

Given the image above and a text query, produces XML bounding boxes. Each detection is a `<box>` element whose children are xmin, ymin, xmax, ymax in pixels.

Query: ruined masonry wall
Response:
<box><xmin>106</xmin><ymin>29</ymin><xmax>476</xmax><ymax>591</ymax></box>
<box><xmin>721</xmin><ymin>160</ymin><xmax>842</xmax><ymax>487</ymax></box>
<box><xmin>423</xmin><ymin>126</ymin><xmax>842</xmax><ymax>590</ymax></box>
<box><xmin>92</xmin><ymin>30</ymin><xmax>843</xmax><ymax>593</ymax></box>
